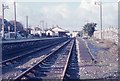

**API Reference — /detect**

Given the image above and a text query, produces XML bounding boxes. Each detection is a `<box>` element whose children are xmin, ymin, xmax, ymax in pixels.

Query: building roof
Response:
<box><xmin>51</xmin><ymin>25</ymin><xmax>69</xmax><ymax>33</ymax></box>
<box><xmin>31</xmin><ymin>27</ymin><xmax>42</xmax><ymax>31</ymax></box>
<box><xmin>46</xmin><ymin>29</ymin><xmax>55</xmax><ymax>33</ymax></box>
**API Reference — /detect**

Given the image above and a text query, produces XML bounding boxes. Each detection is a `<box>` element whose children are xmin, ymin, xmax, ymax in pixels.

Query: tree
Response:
<box><xmin>83</xmin><ymin>22</ymin><xmax>97</xmax><ymax>37</ymax></box>
<box><xmin>0</xmin><ymin>19</ymin><xmax>28</xmax><ymax>37</ymax></box>
<box><xmin>77</xmin><ymin>30</ymin><xmax>83</xmax><ymax>37</ymax></box>
<box><xmin>9</xmin><ymin>20</ymin><xmax>24</xmax><ymax>32</ymax></box>
<box><xmin>0</xmin><ymin>18</ymin><xmax>11</xmax><ymax>32</ymax></box>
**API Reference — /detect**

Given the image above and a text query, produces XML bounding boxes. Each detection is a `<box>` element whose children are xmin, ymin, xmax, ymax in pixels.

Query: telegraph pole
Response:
<box><xmin>100</xmin><ymin>0</ymin><xmax>103</xmax><ymax>39</ymax></box>
<box><xmin>40</xmin><ymin>20</ymin><xmax>44</xmax><ymax>31</ymax></box>
<box><xmin>2</xmin><ymin>4</ymin><xmax>9</xmax><ymax>40</ymax></box>
<box><xmin>26</xmin><ymin>16</ymin><xmax>28</xmax><ymax>38</ymax></box>
<box><xmin>42</xmin><ymin>20</ymin><xmax>44</xmax><ymax>31</ymax></box>
<box><xmin>2</xmin><ymin>4</ymin><xmax>5</xmax><ymax>40</ymax></box>
<box><xmin>46</xmin><ymin>22</ymin><xmax>47</xmax><ymax>29</ymax></box>
<box><xmin>95</xmin><ymin>0</ymin><xmax>103</xmax><ymax>39</ymax></box>
<box><xmin>14</xmin><ymin>1</ymin><xmax>17</xmax><ymax>39</ymax></box>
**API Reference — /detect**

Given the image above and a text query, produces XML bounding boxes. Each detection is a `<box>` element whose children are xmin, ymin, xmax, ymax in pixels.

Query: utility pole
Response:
<box><xmin>40</xmin><ymin>20</ymin><xmax>44</xmax><ymax>31</ymax></box>
<box><xmin>42</xmin><ymin>20</ymin><xmax>44</xmax><ymax>31</ymax></box>
<box><xmin>14</xmin><ymin>1</ymin><xmax>17</xmax><ymax>39</ymax></box>
<box><xmin>100</xmin><ymin>0</ymin><xmax>103</xmax><ymax>39</ymax></box>
<box><xmin>1</xmin><ymin>4</ymin><xmax>9</xmax><ymax>40</ymax></box>
<box><xmin>95</xmin><ymin>0</ymin><xmax>103</xmax><ymax>39</ymax></box>
<box><xmin>2</xmin><ymin>4</ymin><xmax>5</xmax><ymax>40</ymax></box>
<box><xmin>8</xmin><ymin>26</ymin><xmax>10</xmax><ymax>39</ymax></box>
<box><xmin>46</xmin><ymin>22</ymin><xmax>47</xmax><ymax>29</ymax></box>
<box><xmin>26</xmin><ymin>16</ymin><xmax>28</xmax><ymax>38</ymax></box>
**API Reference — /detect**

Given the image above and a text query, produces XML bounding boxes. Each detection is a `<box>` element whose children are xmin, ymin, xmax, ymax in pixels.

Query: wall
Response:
<box><xmin>94</xmin><ymin>27</ymin><xmax>118</xmax><ymax>44</ymax></box>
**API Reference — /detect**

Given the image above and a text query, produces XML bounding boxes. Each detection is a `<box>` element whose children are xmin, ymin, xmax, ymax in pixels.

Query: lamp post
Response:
<box><xmin>1</xmin><ymin>4</ymin><xmax>9</xmax><ymax>40</ymax></box>
<box><xmin>95</xmin><ymin>0</ymin><xmax>103</xmax><ymax>39</ymax></box>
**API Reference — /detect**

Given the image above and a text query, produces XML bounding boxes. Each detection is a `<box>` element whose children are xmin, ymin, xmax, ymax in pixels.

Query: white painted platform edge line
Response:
<box><xmin>76</xmin><ymin>38</ymin><xmax>81</xmax><ymax>65</ymax></box>
<box><xmin>76</xmin><ymin>38</ymin><xmax>81</xmax><ymax>77</ymax></box>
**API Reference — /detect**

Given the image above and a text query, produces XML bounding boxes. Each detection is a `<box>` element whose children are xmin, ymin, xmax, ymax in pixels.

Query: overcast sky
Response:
<box><xmin>0</xmin><ymin>0</ymin><xmax>119</xmax><ymax>31</ymax></box>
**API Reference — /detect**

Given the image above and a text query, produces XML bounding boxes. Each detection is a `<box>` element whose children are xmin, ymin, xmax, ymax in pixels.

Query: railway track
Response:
<box><xmin>63</xmin><ymin>40</ymin><xmax>80</xmax><ymax>80</ymax></box>
<box><xmin>1</xmin><ymin>39</ymin><xmax>68</xmax><ymax>67</ymax></box>
<box><xmin>13</xmin><ymin>39</ymin><xmax>74</xmax><ymax>81</ymax></box>
<box><xmin>76</xmin><ymin>38</ymin><xmax>97</xmax><ymax>64</ymax></box>
<box><xmin>1</xmin><ymin>37</ymin><xmax>97</xmax><ymax>80</ymax></box>
<box><xmin>2</xmin><ymin>38</ymin><xmax>68</xmax><ymax>61</ymax></box>
<box><xmin>1</xmin><ymin>39</ymin><xmax>72</xmax><ymax>79</ymax></box>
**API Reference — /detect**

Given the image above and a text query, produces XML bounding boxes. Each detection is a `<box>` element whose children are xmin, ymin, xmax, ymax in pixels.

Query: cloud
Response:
<box><xmin>41</xmin><ymin>4</ymin><xmax>70</xmax><ymax>20</ymax></box>
<box><xmin>77</xmin><ymin>0</ymin><xmax>118</xmax><ymax>30</ymax></box>
<box><xmin>0</xmin><ymin>0</ymin><xmax>118</xmax><ymax>31</ymax></box>
<box><xmin>0</xmin><ymin>1</ymin><xmax>14</xmax><ymax>20</ymax></box>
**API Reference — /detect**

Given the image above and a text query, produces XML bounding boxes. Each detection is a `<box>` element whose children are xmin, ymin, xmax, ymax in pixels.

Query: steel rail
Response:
<box><xmin>13</xmin><ymin>39</ymin><xmax>72</xmax><ymax>81</ymax></box>
<box><xmin>1</xmin><ymin>40</ymin><xmax>69</xmax><ymax>66</ymax></box>
<box><xmin>60</xmin><ymin>39</ymin><xmax>75</xmax><ymax>80</ymax></box>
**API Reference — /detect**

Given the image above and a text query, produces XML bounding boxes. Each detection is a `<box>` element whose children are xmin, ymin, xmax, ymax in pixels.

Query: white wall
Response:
<box><xmin>46</xmin><ymin>30</ymin><xmax>54</xmax><ymax>36</ymax></box>
<box><xmin>31</xmin><ymin>29</ymin><xmax>42</xmax><ymax>36</ymax></box>
<box><xmin>94</xmin><ymin>27</ymin><xmax>118</xmax><ymax>44</ymax></box>
<box><xmin>72</xmin><ymin>32</ymin><xmax>78</xmax><ymax>37</ymax></box>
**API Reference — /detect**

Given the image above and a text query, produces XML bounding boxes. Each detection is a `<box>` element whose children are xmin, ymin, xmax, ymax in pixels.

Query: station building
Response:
<box><xmin>46</xmin><ymin>25</ymin><xmax>69</xmax><ymax>37</ymax></box>
<box><xmin>71</xmin><ymin>31</ymin><xmax>79</xmax><ymax>37</ymax></box>
<box><xmin>31</xmin><ymin>26</ymin><xmax>42</xmax><ymax>37</ymax></box>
